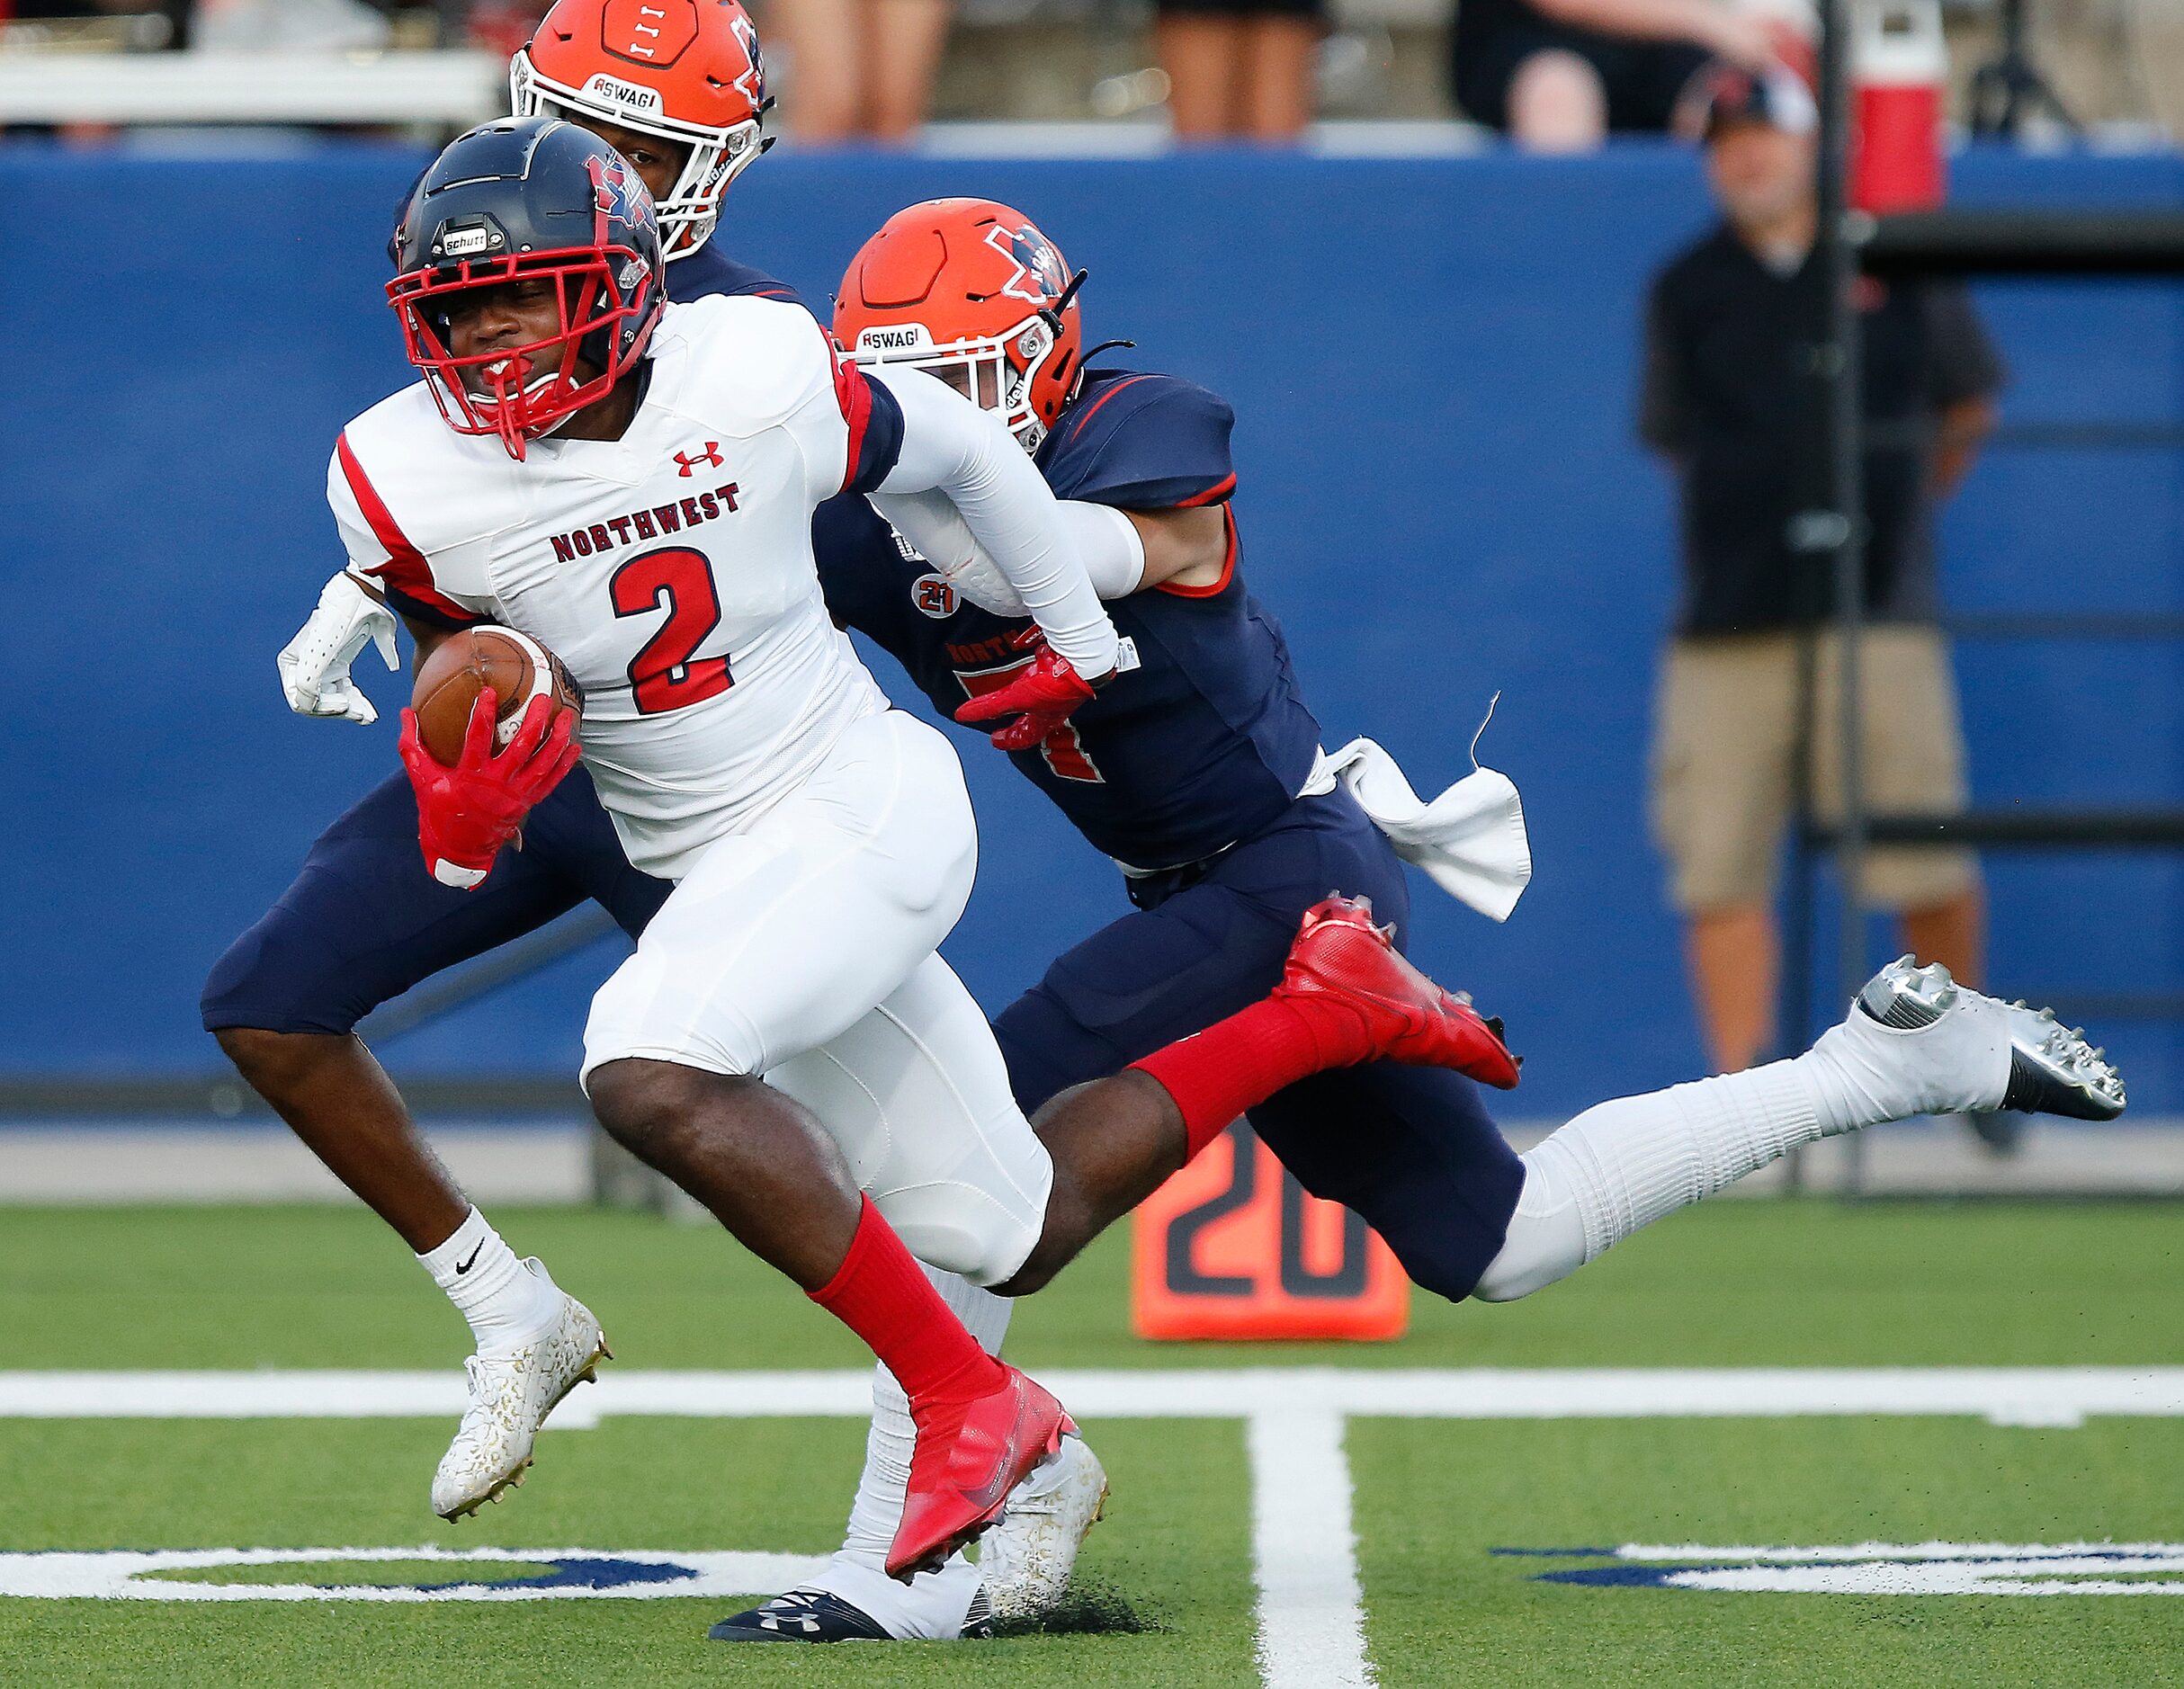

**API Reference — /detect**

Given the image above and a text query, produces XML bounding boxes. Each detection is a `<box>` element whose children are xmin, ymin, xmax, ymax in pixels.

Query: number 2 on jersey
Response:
<box><xmin>610</xmin><ymin>546</ymin><xmax>733</xmax><ymax>715</ymax></box>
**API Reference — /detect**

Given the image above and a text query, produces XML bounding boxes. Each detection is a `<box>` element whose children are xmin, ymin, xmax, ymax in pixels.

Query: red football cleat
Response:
<box><xmin>1275</xmin><ymin>895</ymin><xmax>1522</xmax><ymax>1088</ymax></box>
<box><xmin>886</xmin><ymin>1363</ymin><xmax>1075</xmax><ymax>1582</ymax></box>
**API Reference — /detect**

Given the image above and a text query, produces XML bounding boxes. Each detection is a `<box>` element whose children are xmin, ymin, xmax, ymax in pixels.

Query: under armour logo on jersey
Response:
<box><xmin>676</xmin><ymin>442</ymin><xmax>723</xmax><ymax>476</ymax></box>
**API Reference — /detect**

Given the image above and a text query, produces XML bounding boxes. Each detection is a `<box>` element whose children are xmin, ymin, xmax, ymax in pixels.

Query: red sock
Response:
<box><xmin>1131</xmin><ymin>995</ymin><xmax>1373</xmax><ymax>1159</ymax></box>
<box><xmin>810</xmin><ymin>1197</ymin><xmax>1006</xmax><ymax>1405</ymax></box>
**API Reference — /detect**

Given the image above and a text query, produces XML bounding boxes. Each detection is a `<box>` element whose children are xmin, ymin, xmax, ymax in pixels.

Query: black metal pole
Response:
<box><xmin>1779</xmin><ymin>629</ymin><xmax>1819</xmax><ymax>1193</ymax></box>
<box><xmin>1815</xmin><ymin>0</ymin><xmax>1870</xmax><ymax>1194</ymax></box>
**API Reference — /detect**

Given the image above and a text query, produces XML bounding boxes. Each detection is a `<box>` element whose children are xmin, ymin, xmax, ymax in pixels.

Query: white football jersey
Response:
<box><xmin>328</xmin><ymin>295</ymin><xmax>893</xmax><ymax>880</ymax></box>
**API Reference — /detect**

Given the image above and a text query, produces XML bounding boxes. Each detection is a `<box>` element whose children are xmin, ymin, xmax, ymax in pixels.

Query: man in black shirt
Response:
<box><xmin>1640</xmin><ymin>64</ymin><xmax>2003</xmax><ymax>1081</ymax></box>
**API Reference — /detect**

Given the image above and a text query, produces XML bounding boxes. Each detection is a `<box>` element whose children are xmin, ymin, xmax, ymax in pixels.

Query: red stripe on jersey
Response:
<box><xmin>1157</xmin><ymin>505</ymin><xmax>1240</xmax><ymax>598</ymax></box>
<box><xmin>1174</xmin><ymin>471</ymin><xmax>1238</xmax><ymax>508</ymax></box>
<box><xmin>1065</xmin><ymin>373</ymin><xmax>1156</xmax><ymax>437</ymax></box>
<box><xmin>830</xmin><ymin>337</ymin><xmax>874</xmax><ymax>496</ymax></box>
<box><xmin>335</xmin><ymin>433</ymin><xmax>482</xmax><ymax>627</ymax></box>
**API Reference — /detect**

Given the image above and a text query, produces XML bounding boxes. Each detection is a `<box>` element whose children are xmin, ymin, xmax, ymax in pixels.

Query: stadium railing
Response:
<box><xmin>1792</xmin><ymin>192</ymin><xmax>2184</xmax><ymax>1193</ymax></box>
<box><xmin>0</xmin><ymin>49</ymin><xmax>505</xmax><ymax>126</ymax></box>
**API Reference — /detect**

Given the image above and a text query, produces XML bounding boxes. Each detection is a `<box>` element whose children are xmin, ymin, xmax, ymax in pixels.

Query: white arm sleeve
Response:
<box><xmin>869</xmin><ymin>364</ymin><xmax>1121</xmax><ymax>678</ymax></box>
<box><xmin>873</xmin><ymin>492</ymin><xmax>1147</xmax><ymax>610</ymax></box>
<box><xmin>1067</xmin><ymin>500</ymin><xmax>1149</xmax><ymax>598</ymax></box>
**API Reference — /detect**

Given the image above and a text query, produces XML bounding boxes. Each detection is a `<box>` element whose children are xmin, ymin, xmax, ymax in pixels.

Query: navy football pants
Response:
<box><xmin>995</xmin><ymin>790</ymin><xmax>1526</xmax><ymax>1302</ymax></box>
<box><xmin>201</xmin><ymin>767</ymin><xmax>670</xmax><ymax>1038</ymax></box>
<box><xmin>201</xmin><ymin>775</ymin><xmax>1524</xmax><ymax>1300</ymax></box>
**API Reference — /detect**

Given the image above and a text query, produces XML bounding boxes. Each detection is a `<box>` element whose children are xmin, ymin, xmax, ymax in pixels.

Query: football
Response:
<box><xmin>411</xmin><ymin>626</ymin><xmax>580</xmax><ymax>766</ymax></box>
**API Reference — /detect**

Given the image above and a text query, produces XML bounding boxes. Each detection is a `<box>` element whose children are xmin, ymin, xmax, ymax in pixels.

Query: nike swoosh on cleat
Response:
<box><xmin>961</xmin><ymin>1381</ymin><xmax>1032</xmax><ymax>1515</ymax></box>
<box><xmin>453</xmin><ymin>1242</ymin><xmax>485</xmax><ymax>1275</ymax></box>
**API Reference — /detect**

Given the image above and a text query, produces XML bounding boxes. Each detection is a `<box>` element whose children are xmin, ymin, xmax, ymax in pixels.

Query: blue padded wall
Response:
<box><xmin>4</xmin><ymin>139</ymin><xmax>2179</xmax><ymax>1117</ymax></box>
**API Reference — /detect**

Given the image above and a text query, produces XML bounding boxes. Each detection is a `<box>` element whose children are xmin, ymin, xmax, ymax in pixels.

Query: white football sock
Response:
<box><xmin>1472</xmin><ymin>977</ymin><xmax>2022</xmax><ymax>1303</ymax></box>
<box><xmin>415</xmin><ymin>1207</ymin><xmax>560</xmax><ymax>1354</ymax></box>
<box><xmin>1474</xmin><ymin>1056</ymin><xmax>1835</xmax><ymax>1301</ymax></box>
<box><xmin>808</xmin><ymin>1264</ymin><xmax>1012</xmax><ymax>1639</ymax></box>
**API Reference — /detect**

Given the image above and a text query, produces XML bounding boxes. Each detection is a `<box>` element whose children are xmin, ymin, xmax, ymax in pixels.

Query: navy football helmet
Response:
<box><xmin>388</xmin><ymin>116</ymin><xmax>665</xmax><ymax>459</ymax></box>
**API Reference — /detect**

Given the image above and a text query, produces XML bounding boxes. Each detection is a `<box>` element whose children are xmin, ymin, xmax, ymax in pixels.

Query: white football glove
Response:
<box><xmin>278</xmin><ymin>569</ymin><xmax>400</xmax><ymax>726</ymax></box>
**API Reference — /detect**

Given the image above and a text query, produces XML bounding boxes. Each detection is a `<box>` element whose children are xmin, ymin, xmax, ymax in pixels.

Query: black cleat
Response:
<box><xmin>1999</xmin><ymin>1014</ymin><xmax>2127</xmax><ymax>1122</ymax></box>
<box><xmin>709</xmin><ymin>1587</ymin><xmax>893</xmax><ymax>1644</ymax></box>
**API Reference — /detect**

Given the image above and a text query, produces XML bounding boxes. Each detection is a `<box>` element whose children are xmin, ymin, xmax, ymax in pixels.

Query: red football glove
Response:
<box><xmin>398</xmin><ymin>689</ymin><xmax>580</xmax><ymax>889</ymax></box>
<box><xmin>953</xmin><ymin>644</ymin><xmax>1103</xmax><ymax>753</ymax></box>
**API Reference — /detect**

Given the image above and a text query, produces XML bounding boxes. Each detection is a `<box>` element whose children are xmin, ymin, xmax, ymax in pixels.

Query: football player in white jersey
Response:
<box><xmin>333</xmin><ymin>114</ymin><xmax>1527</xmax><ymax>1592</ymax></box>
<box><xmin>225</xmin><ymin>0</ymin><xmax>1119</xmax><ymax>1628</ymax></box>
<box><xmin>340</xmin><ymin>112</ymin><xmax>1108</xmax><ymax>1581</ymax></box>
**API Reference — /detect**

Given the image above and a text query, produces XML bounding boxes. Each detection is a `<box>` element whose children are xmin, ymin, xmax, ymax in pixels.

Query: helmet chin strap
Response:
<box><xmin>496</xmin><ymin>399</ymin><xmax>531</xmax><ymax>462</ymax></box>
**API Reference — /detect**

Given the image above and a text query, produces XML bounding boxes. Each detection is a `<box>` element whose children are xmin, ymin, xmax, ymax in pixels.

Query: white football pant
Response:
<box><xmin>581</xmin><ymin>707</ymin><xmax>1054</xmax><ymax>1288</ymax></box>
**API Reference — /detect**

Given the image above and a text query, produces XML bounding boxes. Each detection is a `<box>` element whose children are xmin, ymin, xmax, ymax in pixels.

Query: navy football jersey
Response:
<box><xmin>814</xmin><ymin>369</ymin><xmax>1322</xmax><ymax>871</ymax></box>
<box><xmin>668</xmin><ymin>243</ymin><xmax>808</xmax><ymax>310</ymax></box>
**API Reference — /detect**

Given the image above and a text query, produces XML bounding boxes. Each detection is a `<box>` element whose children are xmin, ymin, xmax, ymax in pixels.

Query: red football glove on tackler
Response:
<box><xmin>953</xmin><ymin>643</ymin><xmax>1105</xmax><ymax>752</ymax></box>
<box><xmin>398</xmin><ymin>690</ymin><xmax>580</xmax><ymax>889</ymax></box>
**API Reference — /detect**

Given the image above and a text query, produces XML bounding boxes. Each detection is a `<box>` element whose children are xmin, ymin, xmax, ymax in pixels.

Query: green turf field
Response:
<box><xmin>0</xmin><ymin>1200</ymin><xmax>2178</xmax><ymax>1686</ymax></box>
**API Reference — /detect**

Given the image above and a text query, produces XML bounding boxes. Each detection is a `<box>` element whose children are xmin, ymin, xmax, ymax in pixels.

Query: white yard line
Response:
<box><xmin>8</xmin><ymin>1367</ymin><xmax>2182</xmax><ymax>1687</ymax></box>
<box><xmin>1249</xmin><ymin>1407</ymin><xmax>1374</xmax><ymax>1689</ymax></box>
<box><xmin>4</xmin><ymin>1367</ymin><xmax>2181</xmax><ymax>1425</ymax></box>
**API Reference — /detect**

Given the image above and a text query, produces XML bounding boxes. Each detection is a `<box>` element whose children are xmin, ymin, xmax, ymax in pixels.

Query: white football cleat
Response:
<box><xmin>978</xmin><ymin>1431</ymin><xmax>1109</xmax><ymax>1622</ymax></box>
<box><xmin>431</xmin><ymin>1260</ymin><xmax>609</xmax><ymax>1522</ymax></box>
<box><xmin>1814</xmin><ymin>956</ymin><xmax>2126</xmax><ymax>1129</ymax></box>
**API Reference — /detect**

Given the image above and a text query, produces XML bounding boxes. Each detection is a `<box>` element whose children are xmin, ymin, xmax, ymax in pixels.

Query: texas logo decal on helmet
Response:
<box><xmin>727</xmin><ymin>8</ymin><xmax>766</xmax><ymax>110</ymax></box>
<box><xmin>511</xmin><ymin>0</ymin><xmax>772</xmax><ymax>262</ymax></box>
<box><xmin>595</xmin><ymin>154</ymin><xmax>654</xmax><ymax>231</ymax></box>
<box><xmin>985</xmin><ymin>221</ymin><xmax>1070</xmax><ymax>308</ymax></box>
<box><xmin>835</xmin><ymin>199</ymin><xmax>1088</xmax><ymax>454</ymax></box>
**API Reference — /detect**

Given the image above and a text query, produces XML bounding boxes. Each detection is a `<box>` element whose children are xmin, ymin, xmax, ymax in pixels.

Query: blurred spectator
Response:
<box><xmin>456</xmin><ymin>0</ymin><xmax>551</xmax><ymax>57</ymax></box>
<box><xmin>1639</xmin><ymin>65</ymin><xmax>2002</xmax><ymax>1078</ymax></box>
<box><xmin>1452</xmin><ymin>0</ymin><xmax>1777</xmax><ymax>150</ymax></box>
<box><xmin>3</xmin><ymin>0</ymin><xmax>188</xmax><ymax>47</ymax></box>
<box><xmin>766</xmin><ymin>0</ymin><xmax>951</xmax><ymax>142</ymax></box>
<box><xmin>192</xmin><ymin>0</ymin><xmax>389</xmax><ymax>49</ymax></box>
<box><xmin>1156</xmin><ymin>0</ymin><xmax>1320</xmax><ymax>140</ymax></box>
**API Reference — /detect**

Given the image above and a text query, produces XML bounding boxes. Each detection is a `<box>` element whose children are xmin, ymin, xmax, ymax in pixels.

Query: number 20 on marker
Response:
<box><xmin>1130</xmin><ymin>1122</ymin><xmax>1410</xmax><ymax>1342</ymax></box>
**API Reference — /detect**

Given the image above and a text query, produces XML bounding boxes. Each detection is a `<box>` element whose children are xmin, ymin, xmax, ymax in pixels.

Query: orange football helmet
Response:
<box><xmin>510</xmin><ymin>0</ymin><xmax>769</xmax><ymax>262</ymax></box>
<box><xmin>834</xmin><ymin>199</ymin><xmax>1087</xmax><ymax>452</ymax></box>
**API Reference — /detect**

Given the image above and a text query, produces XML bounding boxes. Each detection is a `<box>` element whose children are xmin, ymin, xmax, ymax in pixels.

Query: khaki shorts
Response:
<box><xmin>1650</xmin><ymin>625</ymin><xmax>1980</xmax><ymax>913</ymax></box>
